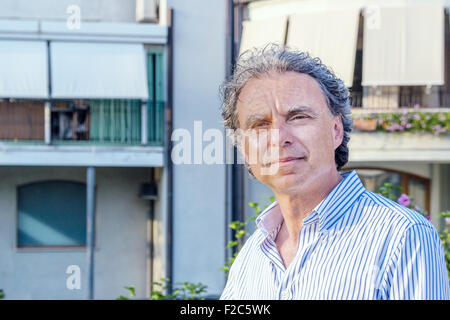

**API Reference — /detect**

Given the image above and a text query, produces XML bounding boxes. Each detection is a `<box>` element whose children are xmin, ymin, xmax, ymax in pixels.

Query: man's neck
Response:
<box><xmin>273</xmin><ymin>170</ymin><xmax>344</xmax><ymax>243</ymax></box>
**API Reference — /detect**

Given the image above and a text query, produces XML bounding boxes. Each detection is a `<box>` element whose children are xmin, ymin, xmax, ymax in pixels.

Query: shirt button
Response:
<box><xmin>281</xmin><ymin>290</ymin><xmax>289</xmax><ymax>300</ymax></box>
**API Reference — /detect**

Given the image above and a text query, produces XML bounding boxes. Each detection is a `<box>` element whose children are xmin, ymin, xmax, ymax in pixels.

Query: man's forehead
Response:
<box><xmin>236</xmin><ymin>72</ymin><xmax>328</xmax><ymax>123</ymax></box>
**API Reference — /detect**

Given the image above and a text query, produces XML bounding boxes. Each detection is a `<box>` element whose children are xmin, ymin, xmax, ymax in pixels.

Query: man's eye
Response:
<box><xmin>291</xmin><ymin>115</ymin><xmax>307</xmax><ymax>121</ymax></box>
<box><xmin>253</xmin><ymin>122</ymin><xmax>268</xmax><ymax>128</ymax></box>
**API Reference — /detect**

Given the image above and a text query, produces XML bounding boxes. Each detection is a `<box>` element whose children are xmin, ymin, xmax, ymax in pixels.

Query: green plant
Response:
<box><xmin>439</xmin><ymin>211</ymin><xmax>450</xmax><ymax>279</ymax></box>
<box><xmin>116</xmin><ymin>286</ymin><xmax>135</xmax><ymax>300</ymax></box>
<box><xmin>353</xmin><ymin>111</ymin><xmax>449</xmax><ymax>136</ymax></box>
<box><xmin>0</xmin><ymin>289</ymin><xmax>4</xmax><ymax>299</ymax></box>
<box><xmin>377</xmin><ymin>182</ymin><xmax>402</xmax><ymax>202</ymax></box>
<box><xmin>221</xmin><ymin>196</ymin><xmax>276</xmax><ymax>276</ymax></box>
<box><xmin>117</xmin><ymin>278</ymin><xmax>208</xmax><ymax>300</ymax></box>
<box><xmin>151</xmin><ymin>278</ymin><xmax>207</xmax><ymax>300</ymax></box>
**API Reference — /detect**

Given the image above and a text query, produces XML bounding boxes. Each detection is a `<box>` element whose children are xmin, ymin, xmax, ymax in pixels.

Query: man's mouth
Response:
<box><xmin>269</xmin><ymin>156</ymin><xmax>305</xmax><ymax>165</ymax></box>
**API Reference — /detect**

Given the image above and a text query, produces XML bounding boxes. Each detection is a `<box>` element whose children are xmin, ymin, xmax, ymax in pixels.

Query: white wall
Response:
<box><xmin>0</xmin><ymin>0</ymin><xmax>136</xmax><ymax>22</ymax></box>
<box><xmin>247</xmin><ymin>0</ymin><xmax>449</xmax><ymax>21</ymax></box>
<box><xmin>167</xmin><ymin>0</ymin><xmax>227</xmax><ymax>296</ymax></box>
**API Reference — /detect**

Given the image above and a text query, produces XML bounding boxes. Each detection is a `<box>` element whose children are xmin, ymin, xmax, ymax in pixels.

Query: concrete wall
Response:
<box><xmin>346</xmin><ymin>161</ymin><xmax>431</xmax><ymax>179</ymax></box>
<box><xmin>167</xmin><ymin>0</ymin><xmax>227</xmax><ymax>296</ymax></box>
<box><xmin>0</xmin><ymin>166</ymin><xmax>151</xmax><ymax>299</ymax></box>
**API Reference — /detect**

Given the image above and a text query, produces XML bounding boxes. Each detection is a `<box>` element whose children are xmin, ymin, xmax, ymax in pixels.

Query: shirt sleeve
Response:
<box><xmin>386</xmin><ymin>223</ymin><xmax>450</xmax><ymax>300</ymax></box>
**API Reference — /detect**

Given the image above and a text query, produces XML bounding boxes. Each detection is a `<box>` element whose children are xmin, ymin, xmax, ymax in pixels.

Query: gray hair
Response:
<box><xmin>220</xmin><ymin>44</ymin><xmax>353</xmax><ymax>176</ymax></box>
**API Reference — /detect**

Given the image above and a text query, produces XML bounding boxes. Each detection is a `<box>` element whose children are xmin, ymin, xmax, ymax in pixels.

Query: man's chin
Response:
<box><xmin>259</xmin><ymin>171</ymin><xmax>306</xmax><ymax>191</ymax></box>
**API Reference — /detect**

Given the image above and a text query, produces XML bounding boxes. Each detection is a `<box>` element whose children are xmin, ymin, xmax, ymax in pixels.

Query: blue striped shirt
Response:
<box><xmin>220</xmin><ymin>170</ymin><xmax>450</xmax><ymax>300</ymax></box>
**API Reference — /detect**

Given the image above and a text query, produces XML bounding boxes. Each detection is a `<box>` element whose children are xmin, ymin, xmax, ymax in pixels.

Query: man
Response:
<box><xmin>219</xmin><ymin>44</ymin><xmax>449</xmax><ymax>300</ymax></box>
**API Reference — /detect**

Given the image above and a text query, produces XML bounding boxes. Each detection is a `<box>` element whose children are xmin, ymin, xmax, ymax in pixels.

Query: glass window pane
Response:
<box><xmin>18</xmin><ymin>181</ymin><xmax>86</xmax><ymax>247</ymax></box>
<box><xmin>408</xmin><ymin>177</ymin><xmax>427</xmax><ymax>213</ymax></box>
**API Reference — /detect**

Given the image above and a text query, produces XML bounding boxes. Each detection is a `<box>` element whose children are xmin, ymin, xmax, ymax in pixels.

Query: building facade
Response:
<box><xmin>0</xmin><ymin>0</ymin><xmax>228</xmax><ymax>299</ymax></box>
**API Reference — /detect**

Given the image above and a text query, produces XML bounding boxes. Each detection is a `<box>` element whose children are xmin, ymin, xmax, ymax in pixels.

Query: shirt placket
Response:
<box><xmin>278</xmin><ymin>222</ymin><xmax>320</xmax><ymax>300</ymax></box>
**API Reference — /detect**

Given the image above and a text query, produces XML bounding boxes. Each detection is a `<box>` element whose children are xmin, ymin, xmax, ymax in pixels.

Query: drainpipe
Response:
<box><xmin>86</xmin><ymin>166</ymin><xmax>96</xmax><ymax>300</ymax></box>
<box><xmin>165</xmin><ymin>7</ymin><xmax>174</xmax><ymax>295</ymax></box>
<box><xmin>45</xmin><ymin>40</ymin><xmax>52</xmax><ymax>145</ymax></box>
<box><xmin>225</xmin><ymin>0</ymin><xmax>235</xmax><ymax>283</ymax></box>
<box><xmin>225</xmin><ymin>0</ymin><xmax>246</xmax><ymax>276</ymax></box>
<box><xmin>141</xmin><ymin>168</ymin><xmax>157</xmax><ymax>298</ymax></box>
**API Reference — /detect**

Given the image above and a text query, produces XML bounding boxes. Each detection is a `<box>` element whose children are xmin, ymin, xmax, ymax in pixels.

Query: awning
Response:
<box><xmin>0</xmin><ymin>40</ymin><xmax>49</xmax><ymax>99</ymax></box>
<box><xmin>239</xmin><ymin>17</ymin><xmax>287</xmax><ymax>55</ymax></box>
<box><xmin>362</xmin><ymin>4</ymin><xmax>444</xmax><ymax>86</ymax></box>
<box><xmin>50</xmin><ymin>42</ymin><xmax>149</xmax><ymax>99</ymax></box>
<box><xmin>286</xmin><ymin>9</ymin><xmax>360</xmax><ymax>87</ymax></box>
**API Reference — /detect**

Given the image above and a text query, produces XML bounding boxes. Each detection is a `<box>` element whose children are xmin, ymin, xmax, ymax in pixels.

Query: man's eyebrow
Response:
<box><xmin>244</xmin><ymin>113</ymin><xmax>267</xmax><ymax>129</ymax></box>
<box><xmin>286</xmin><ymin>105</ymin><xmax>319</xmax><ymax>118</ymax></box>
<box><xmin>243</xmin><ymin>106</ymin><xmax>319</xmax><ymax>129</ymax></box>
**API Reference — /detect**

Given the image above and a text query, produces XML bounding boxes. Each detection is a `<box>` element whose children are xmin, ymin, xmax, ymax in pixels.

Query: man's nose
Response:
<box><xmin>270</xmin><ymin>123</ymin><xmax>293</xmax><ymax>148</ymax></box>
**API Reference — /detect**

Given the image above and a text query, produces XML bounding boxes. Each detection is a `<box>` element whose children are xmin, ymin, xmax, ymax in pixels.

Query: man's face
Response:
<box><xmin>236</xmin><ymin>71</ymin><xmax>344</xmax><ymax>194</ymax></box>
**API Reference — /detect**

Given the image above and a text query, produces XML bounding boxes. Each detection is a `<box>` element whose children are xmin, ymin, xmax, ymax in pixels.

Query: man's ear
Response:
<box><xmin>333</xmin><ymin>115</ymin><xmax>344</xmax><ymax>150</ymax></box>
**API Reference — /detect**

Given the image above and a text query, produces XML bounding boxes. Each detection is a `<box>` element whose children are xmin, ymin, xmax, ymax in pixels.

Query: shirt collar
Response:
<box><xmin>255</xmin><ymin>170</ymin><xmax>366</xmax><ymax>236</ymax></box>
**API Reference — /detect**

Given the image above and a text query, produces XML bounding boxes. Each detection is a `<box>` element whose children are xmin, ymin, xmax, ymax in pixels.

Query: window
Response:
<box><xmin>146</xmin><ymin>49</ymin><xmax>165</xmax><ymax>145</ymax></box>
<box><xmin>51</xmin><ymin>99</ymin><xmax>142</xmax><ymax>144</ymax></box>
<box><xmin>51</xmin><ymin>100</ymin><xmax>90</xmax><ymax>141</ymax></box>
<box><xmin>17</xmin><ymin>181</ymin><xmax>87</xmax><ymax>247</ymax></box>
<box><xmin>344</xmin><ymin>168</ymin><xmax>430</xmax><ymax>213</ymax></box>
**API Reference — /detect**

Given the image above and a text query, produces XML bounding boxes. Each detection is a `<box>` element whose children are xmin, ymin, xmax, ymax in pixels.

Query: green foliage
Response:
<box><xmin>116</xmin><ymin>286</ymin><xmax>135</xmax><ymax>300</ymax></box>
<box><xmin>0</xmin><ymin>289</ymin><xmax>4</xmax><ymax>299</ymax></box>
<box><xmin>116</xmin><ymin>278</ymin><xmax>208</xmax><ymax>300</ymax></box>
<box><xmin>439</xmin><ymin>211</ymin><xmax>450</xmax><ymax>279</ymax></box>
<box><xmin>150</xmin><ymin>278</ymin><xmax>207</xmax><ymax>300</ymax></box>
<box><xmin>221</xmin><ymin>196</ymin><xmax>276</xmax><ymax>276</ymax></box>
<box><xmin>377</xmin><ymin>182</ymin><xmax>402</xmax><ymax>202</ymax></box>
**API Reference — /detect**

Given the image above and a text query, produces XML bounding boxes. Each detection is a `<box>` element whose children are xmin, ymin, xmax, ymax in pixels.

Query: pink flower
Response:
<box><xmin>397</xmin><ymin>194</ymin><xmax>411</xmax><ymax>207</ymax></box>
<box><xmin>425</xmin><ymin>215</ymin><xmax>432</xmax><ymax>222</ymax></box>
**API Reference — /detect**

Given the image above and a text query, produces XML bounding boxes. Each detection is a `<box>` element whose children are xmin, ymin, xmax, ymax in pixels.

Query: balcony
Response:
<box><xmin>348</xmin><ymin>86</ymin><xmax>450</xmax><ymax>163</ymax></box>
<box><xmin>0</xmin><ymin>99</ymin><xmax>165</xmax><ymax>167</ymax></box>
<box><xmin>349</xmin><ymin>86</ymin><xmax>449</xmax><ymax>135</ymax></box>
<box><xmin>350</xmin><ymin>86</ymin><xmax>450</xmax><ymax>110</ymax></box>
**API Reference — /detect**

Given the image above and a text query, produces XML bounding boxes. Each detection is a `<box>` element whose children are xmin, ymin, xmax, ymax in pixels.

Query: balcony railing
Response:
<box><xmin>350</xmin><ymin>86</ymin><xmax>450</xmax><ymax>109</ymax></box>
<box><xmin>0</xmin><ymin>99</ymin><xmax>165</xmax><ymax>146</ymax></box>
<box><xmin>0</xmin><ymin>100</ymin><xmax>45</xmax><ymax>141</ymax></box>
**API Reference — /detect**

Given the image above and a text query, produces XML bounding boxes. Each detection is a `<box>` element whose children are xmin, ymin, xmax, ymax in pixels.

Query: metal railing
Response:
<box><xmin>350</xmin><ymin>86</ymin><xmax>450</xmax><ymax>109</ymax></box>
<box><xmin>0</xmin><ymin>100</ymin><xmax>45</xmax><ymax>141</ymax></box>
<box><xmin>0</xmin><ymin>99</ymin><xmax>165</xmax><ymax>146</ymax></box>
